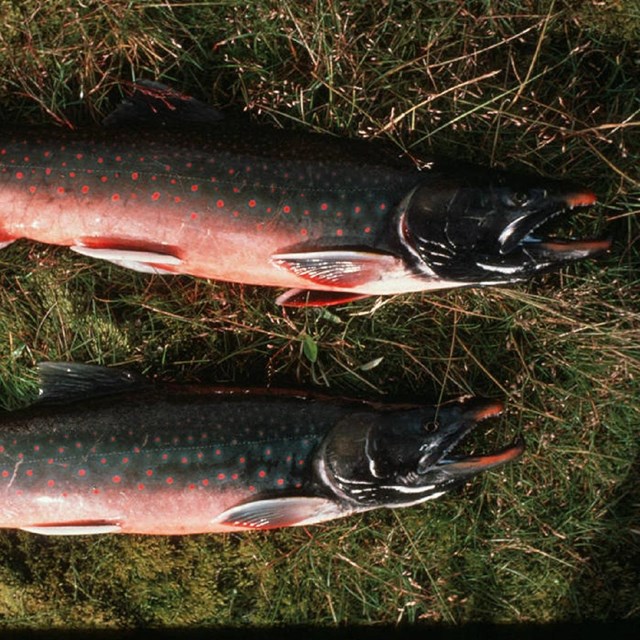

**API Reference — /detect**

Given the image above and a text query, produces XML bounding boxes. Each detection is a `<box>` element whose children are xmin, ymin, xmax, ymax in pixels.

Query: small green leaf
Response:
<box><xmin>302</xmin><ymin>334</ymin><xmax>318</xmax><ymax>363</ymax></box>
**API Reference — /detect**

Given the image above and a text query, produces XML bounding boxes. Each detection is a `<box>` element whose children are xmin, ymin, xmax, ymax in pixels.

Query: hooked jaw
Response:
<box><xmin>402</xmin><ymin>175</ymin><xmax>611</xmax><ymax>284</ymax></box>
<box><xmin>433</xmin><ymin>399</ymin><xmax>524</xmax><ymax>481</ymax></box>
<box><xmin>421</xmin><ymin>399</ymin><xmax>524</xmax><ymax>484</ymax></box>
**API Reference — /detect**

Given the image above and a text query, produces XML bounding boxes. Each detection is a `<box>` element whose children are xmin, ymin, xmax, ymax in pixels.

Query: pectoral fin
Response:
<box><xmin>271</xmin><ymin>250</ymin><xmax>400</xmax><ymax>289</ymax></box>
<box><xmin>275</xmin><ymin>288</ymin><xmax>371</xmax><ymax>307</ymax></box>
<box><xmin>214</xmin><ymin>497</ymin><xmax>343</xmax><ymax>530</ymax></box>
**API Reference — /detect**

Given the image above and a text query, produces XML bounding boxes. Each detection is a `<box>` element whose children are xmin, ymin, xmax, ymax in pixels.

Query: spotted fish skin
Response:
<box><xmin>0</xmin><ymin>363</ymin><xmax>523</xmax><ymax>535</ymax></box>
<box><xmin>0</xmin><ymin>123</ymin><xmax>422</xmax><ymax>296</ymax></box>
<box><xmin>0</xmin><ymin>83</ymin><xmax>607</xmax><ymax>306</ymax></box>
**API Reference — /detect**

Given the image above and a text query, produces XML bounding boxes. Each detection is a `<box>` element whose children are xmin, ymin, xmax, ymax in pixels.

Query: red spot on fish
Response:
<box><xmin>48</xmin><ymin>479</ymin><xmax>55</xmax><ymax>487</ymax></box>
<box><xmin>101</xmin><ymin>458</ymin><xmax>107</xmax><ymax>464</ymax></box>
<box><xmin>151</xmin><ymin>192</ymin><xmax>160</xmax><ymax>201</ymax></box>
<box><xmin>380</xmin><ymin>203</ymin><xmax>387</xmax><ymax>210</ymax></box>
<box><xmin>26</xmin><ymin>469</ymin><xmax>33</xmax><ymax>477</ymax></box>
<box><xmin>216</xmin><ymin>199</ymin><xmax>224</xmax><ymax>208</ymax></box>
<box><xmin>112</xmin><ymin>475</ymin><xmax>121</xmax><ymax>484</ymax></box>
<box><xmin>336</xmin><ymin>211</ymin><xmax>343</xmax><ymax>218</ymax></box>
<box><xmin>228</xmin><ymin>168</ymin><xmax>235</xmax><ymax>175</ymax></box>
<box><xmin>100</xmin><ymin>176</ymin><xmax>108</xmax><ymax>183</ymax></box>
<box><xmin>215</xmin><ymin>449</ymin><xmax>221</xmax><ymax>456</ymax></box>
<box><xmin>33</xmin><ymin>445</ymin><xmax>39</xmax><ymax>452</ymax></box>
<box><xmin>364</xmin><ymin>226</ymin><xmax>371</xmax><ymax>233</ymax></box>
<box><xmin>0</xmin><ymin>446</ymin><xmax>3</xmax><ymax>453</ymax></box>
<box><xmin>298</xmin><ymin>459</ymin><xmax>305</xmax><ymax>466</ymax></box>
<box><xmin>76</xmin><ymin>153</ymin><xmax>83</xmax><ymax>160</ymax></box>
<box><xmin>146</xmin><ymin>469</ymin><xmax>153</xmax><ymax>477</ymax></box>
<box><xmin>354</xmin><ymin>206</ymin><xmax>361</xmax><ymax>214</ymax></box>
<box><xmin>111</xmin><ymin>194</ymin><xmax>120</xmax><ymax>202</ymax></box>
<box><xmin>259</xmin><ymin>470</ymin><xmax>267</xmax><ymax>478</ymax></box>
<box><xmin>47</xmin><ymin>458</ymin><xmax>53</xmax><ymax>465</ymax></box>
<box><xmin>93</xmin><ymin>488</ymin><xmax>100</xmax><ymax>494</ymax></box>
<box><xmin>249</xmin><ymin>485</ymin><xmax>256</xmax><ymax>492</ymax></box>
<box><xmin>57</xmin><ymin>186</ymin><xmax>65</xmax><ymax>195</ymax></box>
<box><xmin>181</xmin><ymin>457</ymin><xmax>188</xmax><ymax>464</ymax></box>
<box><xmin>138</xmin><ymin>483</ymin><xmax>145</xmax><ymax>491</ymax></box>
<box><xmin>170</xmin><ymin>178</ymin><xmax>177</xmax><ymax>185</ymax></box>
<box><xmin>233</xmin><ymin>210</ymin><xmax>239</xmax><ymax>217</ymax></box>
<box><xmin>202</xmin><ymin>479</ymin><xmax>209</xmax><ymax>487</ymax></box>
<box><xmin>217</xmin><ymin>473</ymin><xmax>226</xmax><ymax>481</ymax></box>
<box><xmin>18</xmin><ymin>453</ymin><xmax>23</xmax><ymax>459</ymax></box>
<box><xmin>283</xmin><ymin>205</ymin><xmax>291</xmax><ymax>213</ymax></box>
<box><xmin>166</xmin><ymin>477</ymin><xmax>174</xmax><ymax>485</ymax></box>
<box><xmin>81</xmin><ymin>185</ymin><xmax>89</xmax><ymax>194</ymax></box>
<box><xmin>239</xmin><ymin>457</ymin><xmax>246</xmax><ymax>464</ymax></box>
<box><xmin>321</xmin><ymin>203</ymin><xmax>328</xmax><ymax>211</ymax></box>
<box><xmin>277</xmin><ymin>478</ymin><xmax>284</xmax><ymax>486</ymax></box>
<box><xmin>174</xmin><ymin>196</ymin><xmax>182</xmax><ymax>203</ymax></box>
<box><xmin>231</xmin><ymin>473</ymin><xmax>238</xmax><ymax>480</ymax></box>
<box><xmin>131</xmin><ymin>172</ymin><xmax>139</xmax><ymax>181</ymax></box>
<box><xmin>133</xmin><ymin>447</ymin><xmax>140</xmax><ymax>454</ymax></box>
<box><xmin>162</xmin><ymin>453</ymin><xmax>168</xmax><ymax>460</ymax></box>
<box><xmin>188</xmin><ymin>483</ymin><xmax>195</xmax><ymax>490</ymax></box>
<box><xmin>45</xmin><ymin>168</ymin><xmax>52</xmax><ymax>176</ymax></box>
<box><xmin>58</xmin><ymin>447</ymin><xmax>65</xmax><ymax>453</ymax></box>
<box><xmin>336</xmin><ymin>229</ymin><xmax>343</xmax><ymax>236</ymax></box>
<box><xmin>78</xmin><ymin>469</ymin><xmax>86</xmax><ymax>477</ymax></box>
<box><xmin>97</xmin><ymin>157</ymin><xmax>104</xmax><ymax>164</ymax></box>
<box><xmin>115</xmin><ymin>156</ymin><xmax>122</xmax><ymax>162</ymax></box>
<box><xmin>248</xmin><ymin>199</ymin><xmax>256</xmax><ymax>208</ymax></box>
<box><xmin>69</xmin><ymin>171</ymin><xmax>76</xmax><ymax>178</ymax></box>
<box><xmin>191</xmin><ymin>184</ymin><xmax>199</xmax><ymax>192</ymax></box>
<box><xmin>191</xmin><ymin>212</ymin><xmax>198</xmax><ymax>220</ymax></box>
<box><xmin>197</xmin><ymin>452</ymin><xmax>203</xmax><ymax>460</ymax></box>
<box><xmin>122</xmin><ymin>457</ymin><xmax>129</xmax><ymax>464</ymax></box>
<box><xmin>1</xmin><ymin>471</ymin><xmax>8</xmax><ymax>478</ymax></box>
<box><xmin>232</xmin><ymin>186</ymin><xmax>239</xmax><ymax>193</ymax></box>
<box><xmin>15</xmin><ymin>171</ymin><xmax>24</xmax><ymax>180</ymax></box>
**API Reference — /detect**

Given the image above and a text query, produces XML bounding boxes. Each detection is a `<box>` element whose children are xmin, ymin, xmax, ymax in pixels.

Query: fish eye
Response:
<box><xmin>423</xmin><ymin>420</ymin><xmax>439</xmax><ymax>434</ymax></box>
<box><xmin>504</xmin><ymin>191</ymin><xmax>531</xmax><ymax>208</ymax></box>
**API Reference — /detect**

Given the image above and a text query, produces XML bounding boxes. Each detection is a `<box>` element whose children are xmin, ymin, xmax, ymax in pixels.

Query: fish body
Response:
<box><xmin>0</xmin><ymin>363</ymin><xmax>523</xmax><ymax>535</ymax></box>
<box><xmin>0</xmin><ymin>83</ymin><xmax>608</xmax><ymax>306</ymax></box>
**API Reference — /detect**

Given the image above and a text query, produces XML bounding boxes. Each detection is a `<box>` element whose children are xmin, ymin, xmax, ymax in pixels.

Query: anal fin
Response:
<box><xmin>71</xmin><ymin>244</ymin><xmax>182</xmax><ymax>275</ymax></box>
<box><xmin>20</xmin><ymin>519</ymin><xmax>122</xmax><ymax>536</ymax></box>
<box><xmin>213</xmin><ymin>497</ymin><xmax>343</xmax><ymax>530</ymax></box>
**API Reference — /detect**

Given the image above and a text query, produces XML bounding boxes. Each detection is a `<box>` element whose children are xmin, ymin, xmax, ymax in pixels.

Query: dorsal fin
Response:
<box><xmin>37</xmin><ymin>362</ymin><xmax>148</xmax><ymax>405</ymax></box>
<box><xmin>103</xmin><ymin>80</ymin><xmax>224</xmax><ymax>128</ymax></box>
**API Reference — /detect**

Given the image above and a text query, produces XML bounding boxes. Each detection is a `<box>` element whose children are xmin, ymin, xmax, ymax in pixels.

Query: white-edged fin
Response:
<box><xmin>0</xmin><ymin>241</ymin><xmax>14</xmax><ymax>250</ymax></box>
<box><xmin>37</xmin><ymin>362</ymin><xmax>147</xmax><ymax>405</ymax></box>
<box><xmin>20</xmin><ymin>523</ymin><xmax>122</xmax><ymax>536</ymax></box>
<box><xmin>275</xmin><ymin>288</ymin><xmax>371</xmax><ymax>307</ymax></box>
<box><xmin>213</xmin><ymin>497</ymin><xmax>344</xmax><ymax>530</ymax></box>
<box><xmin>71</xmin><ymin>246</ymin><xmax>181</xmax><ymax>274</ymax></box>
<box><xmin>271</xmin><ymin>250</ymin><xmax>400</xmax><ymax>289</ymax></box>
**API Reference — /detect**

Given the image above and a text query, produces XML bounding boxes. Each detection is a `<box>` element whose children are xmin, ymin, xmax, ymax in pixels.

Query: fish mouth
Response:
<box><xmin>498</xmin><ymin>189</ymin><xmax>610</xmax><ymax>262</ymax></box>
<box><xmin>429</xmin><ymin>399</ymin><xmax>524</xmax><ymax>480</ymax></box>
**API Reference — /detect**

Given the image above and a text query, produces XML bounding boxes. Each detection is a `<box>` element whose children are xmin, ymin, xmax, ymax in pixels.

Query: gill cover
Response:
<box><xmin>317</xmin><ymin>399</ymin><xmax>523</xmax><ymax>509</ymax></box>
<box><xmin>398</xmin><ymin>169</ymin><xmax>608</xmax><ymax>283</ymax></box>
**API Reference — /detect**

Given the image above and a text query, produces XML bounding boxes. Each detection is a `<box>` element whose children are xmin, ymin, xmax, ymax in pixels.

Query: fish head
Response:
<box><xmin>318</xmin><ymin>399</ymin><xmax>523</xmax><ymax>509</ymax></box>
<box><xmin>399</xmin><ymin>168</ymin><xmax>610</xmax><ymax>283</ymax></box>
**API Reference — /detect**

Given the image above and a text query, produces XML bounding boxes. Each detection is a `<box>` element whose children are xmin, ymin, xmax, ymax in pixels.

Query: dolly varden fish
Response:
<box><xmin>0</xmin><ymin>82</ymin><xmax>609</xmax><ymax>306</ymax></box>
<box><xmin>0</xmin><ymin>363</ymin><xmax>523</xmax><ymax>535</ymax></box>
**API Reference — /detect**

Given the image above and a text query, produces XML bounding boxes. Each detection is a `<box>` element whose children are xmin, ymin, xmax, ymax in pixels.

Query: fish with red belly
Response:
<box><xmin>0</xmin><ymin>82</ymin><xmax>609</xmax><ymax>306</ymax></box>
<box><xmin>0</xmin><ymin>363</ymin><xmax>523</xmax><ymax>535</ymax></box>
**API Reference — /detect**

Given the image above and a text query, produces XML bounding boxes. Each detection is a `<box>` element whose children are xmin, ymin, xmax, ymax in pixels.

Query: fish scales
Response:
<box><xmin>0</xmin><ymin>127</ymin><xmax>419</xmax><ymax>287</ymax></box>
<box><xmin>0</xmin><ymin>363</ymin><xmax>523</xmax><ymax>535</ymax></box>
<box><xmin>0</xmin><ymin>82</ymin><xmax>608</xmax><ymax>306</ymax></box>
<box><xmin>0</xmin><ymin>387</ymin><xmax>349</xmax><ymax>534</ymax></box>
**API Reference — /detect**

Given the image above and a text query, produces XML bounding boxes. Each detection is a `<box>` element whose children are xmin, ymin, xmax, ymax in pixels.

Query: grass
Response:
<box><xmin>0</xmin><ymin>0</ymin><xmax>639</xmax><ymax>630</ymax></box>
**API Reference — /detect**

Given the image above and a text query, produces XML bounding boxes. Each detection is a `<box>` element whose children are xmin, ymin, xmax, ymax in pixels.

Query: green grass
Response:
<box><xmin>0</xmin><ymin>0</ymin><xmax>639</xmax><ymax>629</ymax></box>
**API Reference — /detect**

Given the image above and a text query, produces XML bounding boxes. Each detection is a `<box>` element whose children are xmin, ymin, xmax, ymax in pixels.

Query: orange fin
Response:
<box><xmin>214</xmin><ymin>497</ymin><xmax>342</xmax><ymax>530</ymax></box>
<box><xmin>20</xmin><ymin>519</ymin><xmax>122</xmax><ymax>536</ymax></box>
<box><xmin>271</xmin><ymin>249</ymin><xmax>400</xmax><ymax>289</ymax></box>
<box><xmin>276</xmin><ymin>288</ymin><xmax>371</xmax><ymax>307</ymax></box>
